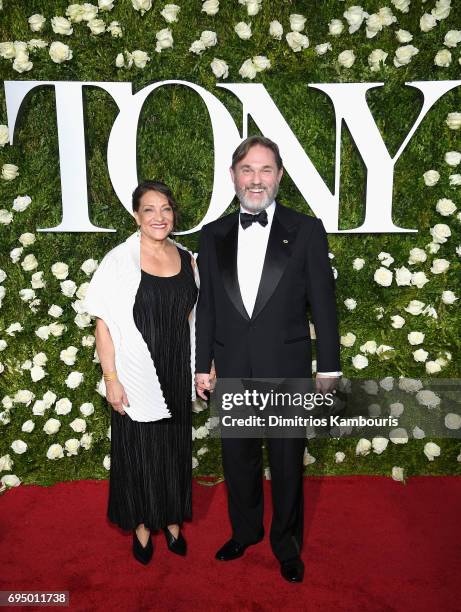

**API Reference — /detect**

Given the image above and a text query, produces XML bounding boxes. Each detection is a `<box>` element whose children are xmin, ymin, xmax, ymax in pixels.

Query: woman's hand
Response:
<box><xmin>106</xmin><ymin>379</ymin><xmax>129</xmax><ymax>415</ymax></box>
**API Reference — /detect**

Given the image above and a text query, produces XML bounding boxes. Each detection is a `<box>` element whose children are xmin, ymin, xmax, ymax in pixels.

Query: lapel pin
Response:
<box><xmin>283</xmin><ymin>239</ymin><xmax>288</xmax><ymax>244</ymax></box>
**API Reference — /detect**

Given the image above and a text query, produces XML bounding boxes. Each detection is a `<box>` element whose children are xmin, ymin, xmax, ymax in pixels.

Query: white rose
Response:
<box><xmin>365</xmin><ymin>14</ymin><xmax>383</xmax><ymax>38</ymax></box>
<box><xmin>286</xmin><ymin>32</ymin><xmax>309</xmax><ymax>52</ymax></box>
<box><xmin>340</xmin><ymin>332</ymin><xmax>356</xmax><ymax>347</ymax></box>
<box><xmin>12</xmin><ymin>195</ymin><xmax>31</xmax><ymax>212</ymax></box>
<box><xmin>352</xmin><ymin>257</ymin><xmax>365</xmax><ymax>270</ymax></box>
<box><xmin>445</xmin><ymin>151</ymin><xmax>461</xmax><ymax>167</ymax></box>
<box><xmin>200</xmin><ymin>30</ymin><xmax>217</xmax><ymax>48</ymax></box>
<box><xmin>21</xmin><ymin>254</ymin><xmax>38</xmax><ymax>272</ymax></box>
<box><xmin>49</xmin><ymin>41</ymin><xmax>73</xmax><ymax>63</ymax></box>
<box><xmin>32</xmin><ymin>401</ymin><xmax>46</xmax><ymax>416</ymax></box>
<box><xmin>425</xmin><ymin>360</ymin><xmax>441</xmax><ymax>374</ymax></box>
<box><xmin>161</xmin><ymin>4</ymin><xmax>180</xmax><ymax>23</ymax></box>
<box><xmin>99</xmin><ymin>0</ymin><xmax>114</xmax><ymax>10</ymax></box>
<box><xmin>80</xmin><ymin>432</ymin><xmax>93</xmax><ymax>449</ymax></box>
<box><xmin>355</xmin><ymin>438</ymin><xmax>371</xmax><ymax>456</ymax></box>
<box><xmin>60</xmin><ymin>346</ymin><xmax>78</xmax><ymax>366</ymax></box>
<box><xmin>445</xmin><ymin>413</ymin><xmax>461</xmax><ymax>430</ymax></box>
<box><xmin>398</xmin><ymin>378</ymin><xmax>423</xmax><ymax>393</ymax></box>
<box><xmin>315</xmin><ymin>42</ymin><xmax>332</xmax><ymax>55</ymax></box>
<box><xmin>11</xmin><ymin>439</ymin><xmax>27</xmax><ymax>454</ymax></box>
<box><xmin>394</xmin><ymin>266</ymin><xmax>411</xmax><ymax>286</ymax></box>
<box><xmin>107</xmin><ymin>21</ymin><xmax>122</xmax><ymax>37</ymax></box>
<box><xmin>202</xmin><ymin>0</ymin><xmax>219</xmax><ymax>16</ymax></box>
<box><xmin>1</xmin><ymin>474</ymin><xmax>21</xmax><ymax>487</ymax></box>
<box><xmin>210</xmin><ymin>58</ymin><xmax>228</xmax><ymax>78</ymax></box>
<box><xmin>51</xmin><ymin>16</ymin><xmax>73</xmax><ymax>35</ymax></box>
<box><xmin>189</xmin><ymin>40</ymin><xmax>206</xmax><ymax>55</ymax></box>
<box><xmin>66</xmin><ymin>4</ymin><xmax>85</xmax><ymax>22</ymax></box>
<box><xmin>434</xmin><ymin>49</ymin><xmax>452</xmax><ymax>67</ymax></box>
<box><xmin>430</xmin><ymin>223</ymin><xmax>451</xmax><ymax>243</ymax></box>
<box><xmin>0</xmin><ymin>210</ymin><xmax>12</xmax><ymax>225</ymax></box>
<box><xmin>55</xmin><ymin>398</ymin><xmax>72</xmax><ymax>415</ymax></box>
<box><xmin>43</xmin><ymin>418</ymin><xmax>61</xmax><ymax>435</ymax></box>
<box><xmin>449</xmin><ymin>174</ymin><xmax>461</xmax><ymax>186</ymax></box>
<box><xmin>88</xmin><ymin>18</ymin><xmax>106</xmax><ymax>35</ymax></box>
<box><xmin>269</xmin><ymin>20</ymin><xmax>283</xmax><ymax>40</ymax></box>
<box><xmin>245</xmin><ymin>1</ymin><xmax>261</xmax><ymax>17</ymax></box>
<box><xmin>103</xmin><ymin>454</ymin><xmax>111</xmax><ymax>469</ymax></box>
<box><xmin>335</xmin><ymin>451</ymin><xmax>345</xmax><ymax>463</ymax></box>
<box><xmin>51</xmin><ymin>262</ymin><xmax>69</xmax><ymax>280</ymax></box>
<box><xmin>43</xmin><ymin>391</ymin><xmax>57</xmax><ymax>408</ymax></box>
<box><xmin>115</xmin><ymin>52</ymin><xmax>126</xmax><ymax>68</ymax></box>
<box><xmin>408</xmin><ymin>247</ymin><xmax>427</xmax><ymax>265</ymax></box>
<box><xmin>343</xmin><ymin>6</ymin><xmax>368</xmax><ymax>34</ymax></box>
<box><xmin>372</xmin><ymin>437</ymin><xmax>388</xmax><ymax>454</ymax></box>
<box><xmin>430</xmin><ymin>258</ymin><xmax>449</xmax><ymax>274</ymax></box>
<box><xmin>131</xmin><ymin>0</ymin><xmax>152</xmax><ymax>14</ymax></box>
<box><xmin>423</xmin><ymin>442</ymin><xmax>440</xmax><ymax>461</ymax></box>
<box><xmin>413</xmin><ymin>426</ymin><xmax>425</xmax><ymax>439</ymax></box>
<box><xmin>65</xmin><ymin>371</ymin><xmax>84</xmax><ymax>389</ymax></box>
<box><xmin>338</xmin><ymin>49</ymin><xmax>355</xmax><ymax>68</ymax></box>
<box><xmin>81</xmin><ymin>3</ymin><xmax>99</xmax><ymax>21</ymax></box>
<box><xmin>392</xmin><ymin>0</ymin><xmax>410</xmax><ymax>13</ymax></box>
<box><xmin>252</xmin><ymin>55</ymin><xmax>271</xmax><ymax>72</ymax></box>
<box><xmin>13</xmin><ymin>50</ymin><xmax>33</xmax><ymax>74</ymax></box>
<box><xmin>395</xmin><ymin>29</ymin><xmax>413</xmax><ymax>44</ymax></box>
<box><xmin>444</xmin><ymin>30</ymin><xmax>461</xmax><ymax>48</ymax></box>
<box><xmin>10</xmin><ymin>248</ymin><xmax>23</xmax><ymax>264</ymax></box>
<box><xmin>289</xmin><ymin>14</ymin><xmax>307</xmax><ymax>32</ymax></box>
<box><xmin>2</xmin><ymin>163</ymin><xmax>19</xmax><ymax>180</ymax></box>
<box><xmin>28</xmin><ymin>14</ymin><xmax>46</xmax><ymax>32</ymax></box>
<box><xmin>74</xmin><ymin>313</ymin><xmax>92</xmax><ymax>328</ymax></box>
<box><xmin>30</xmin><ymin>365</ymin><xmax>46</xmax><ymax>382</ymax></box>
<box><xmin>352</xmin><ymin>354</ymin><xmax>368</xmax><ymax>369</ymax></box>
<box><xmin>423</xmin><ymin>169</ymin><xmax>440</xmax><ymax>186</ymax></box>
<box><xmin>238</xmin><ymin>58</ymin><xmax>257</xmax><ymax>80</ymax></box>
<box><xmin>413</xmin><ymin>348</ymin><xmax>428</xmax><ymax>362</ymax></box>
<box><xmin>432</xmin><ymin>0</ymin><xmax>451</xmax><ymax>20</ymax></box>
<box><xmin>328</xmin><ymin>19</ymin><xmax>344</xmax><ymax>36</ymax></box>
<box><xmin>374</xmin><ymin>267</ymin><xmax>393</xmax><ymax>286</ymax></box>
<box><xmin>31</xmin><ymin>271</ymin><xmax>45</xmax><ymax>288</ymax></box>
<box><xmin>411</xmin><ymin>271</ymin><xmax>429</xmax><ymax>288</ymax></box>
<box><xmin>155</xmin><ymin>29</ymin><xmax>173</xmax><ymax>52</ymax></box>
<box><xmin>389</xmin><ymin>402</ymin><xmax>404</xmax><ymax>417</ymax></box>
<box><xmin>436</xmin><ymin>198</ymin><xmax>457</xmax><ymax>218</ymax></box>
<box><xmin>420</xmin><ymin>13</ymin><xmax>437</xmax><ymax>32</ymax></box>
<box><xmin>19</xmin><ymin>232</ymin><xmax>35</xmax><ymax>247</ymax></box>
<box><xmin>132</xmin><ymin>49</ymin><xmax>150</xmax><ymax>68</ymax></box>
<box><xmin>344</xmin><ymin>298</ymin><xmax>357</xmax><ymax>311</ymax></box>
<box><xmin>81</xmin><ymin>335</ymin><xmax>95</xmax><ymax>347</ymax></box>
<box><xmin>47</xmin><ymin>305</ymin><xmax>62</xmax><ymax>319</ymax></box>
<box><xmin>80</xmin><ymin>402</ymin><xmax>94</xmax><ymax>416</ymax></box>
<box><xmin>407</xmin><ymin>331</ymin><xmax>424</xmax><ymax>345</ymax></box>
<box><xmin>70</xmin><ymin>417</ymin><xmax>86</xmax><ymax>433</ymax></box>
<box><xmin>360</xmin><ymin>340</ymin><xmax>377</xmax><ymax>354</ymax></box>
<box><xmin>446</xmin><ymin>112</ymin><xmax>461</xmax><ymax>130</ymax></box>
<box><xmin>235</xmin><ymin>22</ymin><xmax>252</xmax><ymax>40</ymax></box>
<box><xmin>7</xmin><ymin>322</ymin><xmax>24</xmax><ymax>335</ymax></box>
<box><xmin>0</xmin><ymin>42</ymin><xmax>16</xmax><ymax>59</ymax></box>
<box><xmin>60</xmin><ymin>280</ymin><xmax>77</xmax><ymax>297</ymax></box>
<box><xmin>441</xmin><ymin>290</ymin><xmax>457</xmax><ymax>304</ymax></box>
<box><xmin>46</xmin><ymin>443</ymin><xmax>64</xmax><ymax>460</ymax></box>
<box><xmin>368</xmin><ymin>49</ymin><xmax>387</xmax><ymax>71</ymax></box>
<box><xmin>65</xmin><ymin>438</ymin><xmax>80</xmax><ymax>456</ymax></box>
<box><xmin>377</xmin><ymin>6</ymin><xmax>396</xmax><ymax>26</ymax></box>
<box><xmin>391</xmin><ymin>467</ymin><xmax>405</xmax><ymax>482</ymax></box>
<box><xmin>390</xmin><ymin>315</ymin><xmax>405</xmax><ymax>328</ymax></box>
<box><xmin>378</xmin><ymin>251</ymin><xmax>393</xmax><ymax>265</ymax></box>
<box><xmin>0</xmin><ymin>454</ymin><xmax>13</xmax><ymax>471</ymax></box>
<box><xmin>394</xmin><ymin>45</ymin><xmax>419</xmax><ymax>67</ymax></box>
<box><xmin>389</xmin><ymin>428</ymin><xmax>408</xmax><ymax>444</ymax></box>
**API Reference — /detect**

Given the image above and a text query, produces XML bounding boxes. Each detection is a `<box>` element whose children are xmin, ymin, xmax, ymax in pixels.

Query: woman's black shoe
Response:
<box><xmin>132</xmin><ymin>530</ymin><xmax>153</xmax><ymax>565</ymax></box>
<box><xmin>163</xmin><ymin>527</ymin><xmax>187</xmax><ymax>556</ymax></box>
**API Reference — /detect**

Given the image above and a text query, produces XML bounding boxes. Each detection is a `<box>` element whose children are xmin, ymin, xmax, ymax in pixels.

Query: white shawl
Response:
<box><xmin>82</xmin><ymin>230</ymin><xmax>199</xmax><ymax>422</ymax></box>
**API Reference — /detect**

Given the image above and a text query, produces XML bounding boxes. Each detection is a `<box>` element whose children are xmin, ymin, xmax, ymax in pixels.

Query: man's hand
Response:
<box><xmin>195</xmin><ymin>373</ymin><xmax>212</xmax><ymax>400</ymax></box>
<box><xmin>315</xmin><ymin>374</ymin><xmax>339</xmax><ymax>395</ymax></box>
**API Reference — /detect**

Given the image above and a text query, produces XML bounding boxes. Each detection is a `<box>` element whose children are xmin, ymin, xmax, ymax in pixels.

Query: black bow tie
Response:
<box><xmin>240</xmin><ymin>209</ymin><xmax>268</xmax><ymax>230</ymax></box>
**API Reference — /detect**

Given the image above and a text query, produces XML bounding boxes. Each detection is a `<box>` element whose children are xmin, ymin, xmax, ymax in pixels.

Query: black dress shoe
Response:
<box><xmin>215</xmin><ymin>535</ymin><xmax>263</xmax><ymax>561</ymax></box>
<box><xmin>163</xmin><ymin>527</ymin><xmax>187</xmax><ymax>556</ymax></box>
<box><xmin>280</xmin><ymin>557</ymin><xmax>304</xmax><ymax>583</ymax></box>
<box><xmin>132</xmin><ymin>530</ymin><xmax>153</xmax><ymax>565</ymax></box>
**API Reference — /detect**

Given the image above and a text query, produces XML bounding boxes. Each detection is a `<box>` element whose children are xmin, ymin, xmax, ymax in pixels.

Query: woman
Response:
<box><xmin>83</xmin><ymin>180</ymin><xmax>201</xmax><ymax>564</ymax></box>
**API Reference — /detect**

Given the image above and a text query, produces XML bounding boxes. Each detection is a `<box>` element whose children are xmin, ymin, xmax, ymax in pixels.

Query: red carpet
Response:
<box><xmin>1</xmin><ymin>476</ymin><xmax>460</xmax><ymax>612</ymax></box>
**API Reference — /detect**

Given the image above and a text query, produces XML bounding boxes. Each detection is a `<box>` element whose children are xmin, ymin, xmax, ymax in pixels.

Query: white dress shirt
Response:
<box><xmin>237</xmin><ymin>202</ymin><xmax>341</xmax><ymax>377</ymax></box>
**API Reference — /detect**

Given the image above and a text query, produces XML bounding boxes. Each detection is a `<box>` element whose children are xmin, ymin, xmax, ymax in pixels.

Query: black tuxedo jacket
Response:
<box><xmin>195</xmin><ymin>202</ymin><xmax>340</xmax><ymax>378</ymax></box>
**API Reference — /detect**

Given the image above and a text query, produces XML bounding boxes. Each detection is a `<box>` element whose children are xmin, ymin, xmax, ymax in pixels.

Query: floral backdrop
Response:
<box><xmin>0</xmin><ymin>0</ymin><xmax>460</xmax><ymax>491</ymax></box>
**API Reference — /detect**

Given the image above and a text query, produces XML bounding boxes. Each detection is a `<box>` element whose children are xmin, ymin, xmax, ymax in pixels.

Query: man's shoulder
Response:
<box><xmin>276</xmin><ymin>203</ymin><xmax>321</xmax><ymax>230</ymax></box>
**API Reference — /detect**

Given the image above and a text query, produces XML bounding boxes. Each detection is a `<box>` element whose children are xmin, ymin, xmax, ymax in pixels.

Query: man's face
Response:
<box><xmin>230</xmin><ymin>144</ymin><xmax>283</xmax><ymax>213</ymax></box>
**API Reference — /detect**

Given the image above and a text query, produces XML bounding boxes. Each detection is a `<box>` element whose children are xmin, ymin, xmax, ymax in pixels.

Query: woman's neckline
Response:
<box><xmin>141</xmin><ymin>246</ymin><xmax>182</xmax><ymax>278</ymax></box>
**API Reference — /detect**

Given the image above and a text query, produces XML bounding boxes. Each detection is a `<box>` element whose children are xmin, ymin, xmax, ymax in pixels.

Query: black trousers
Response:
<box><xmin>221</xmin><ymin>436</ymin><xmax>306</xmax><ymax>562</ymax></box>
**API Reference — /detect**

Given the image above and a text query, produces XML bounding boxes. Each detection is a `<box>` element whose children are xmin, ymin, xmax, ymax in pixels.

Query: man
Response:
<box><xmin>195</xmin><ymin>136</ymin><xmax>341</xmax><ymax>583</ymax></box>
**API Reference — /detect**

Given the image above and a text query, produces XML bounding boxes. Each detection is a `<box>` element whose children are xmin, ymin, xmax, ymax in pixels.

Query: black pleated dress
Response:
<box><xmin>108</xmin><ymin>247</ymin><xmax>198</xmax><ymax>531</ymax></box>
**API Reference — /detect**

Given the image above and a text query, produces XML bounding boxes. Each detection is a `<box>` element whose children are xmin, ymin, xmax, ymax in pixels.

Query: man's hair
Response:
<box><xmin>231</xmin><ymin>135</ymin><xmax>283</xmax><ymax>170</ymax></box>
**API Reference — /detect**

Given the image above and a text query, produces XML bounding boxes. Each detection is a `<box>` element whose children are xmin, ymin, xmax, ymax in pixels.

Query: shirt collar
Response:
<box><xmin>239</xmin><ymin>200</ymin><xmax>276</xmax><ymax>224</ymax></box>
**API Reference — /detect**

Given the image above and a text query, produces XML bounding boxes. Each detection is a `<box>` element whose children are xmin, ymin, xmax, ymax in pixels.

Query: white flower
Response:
<box><xmin>441</xmin><ymin>290</ymin><xmax>457</xmax><ymax>304</ymax></box>
<box><xmin>74</xmin><ymin>313</ymin><xmax>92</xmax><ymax>328</ymax></box>
<box><xmin>430</xmin><ymin>258</ymin><xmax>449</xmax><ymax>274</ymax></box>
<box><xmin>328</xmin><ymin>19</ymin><xmax>344</xmax><ymax>36</ymax></box>
<box><xmin>19</xmin><ymin>232</ymin><xmax>35</xmax><ymax>246</ymax></box>
<box><xmin>80</xmin><ymin>402</ymin><xmax>94</xmax><ymax>416</ymax></box>
<box><xmin>7</xmin><ymin>322</ymin><xmax>23</xmax><ymax>335</ymax></box>
<box><xmin>394</xmin><ymin>45</ymin><xmax>419</xmax><ymax>67</ymax></box>
<box><xmin>376</xmin><ymin>344</ymin><xmax>394</xmax><ymax>359</ymax></box>
<box><xmin>132</xmin><ymin>49</ymin><xmax>150</xmax><ymax>68</ymax></box>
<box><xmin>197</xmin><ymin>446</ymin><xmax>208</xmax><ymax>456</ymax></box>
<box><xmin>390</xmin><ymin>315</ymin><xmax>405</xmax><ymax>330</ymax></box>
<box><xmin>50</xmin><ymin>262</ymin><xmax>69</xmax><ymax>280</ymax></box>
<box><xmin>389</xmin><ymin>428</ymin><xmax>408</xmax><ymax>444</ymax></box>
<box><xmin>31</xmin><ymin>271</ymin><xmax>45</xmax><ymax>288</ymax></box>
<box><xmin>425</xmin><ymin>360</ymin><xmax>441</xmax><ymax>374</ymax></box>
<box><xmin>394</xmin><ymin>266</ymin><xmax>412</xmax><ymax>286</ymax></box>
<box><xmin>377</xmin><ymin>6</ymin><xmax>396</xmax><ymax>26</ymax></box>
<box><xmin>70</xmin><ymin>417</ymin><xmax>86</xmax><ymax>433</ymax></box>
<box><xmin>446</xmin><ymin>112</ymin><xmax>461</xmax><ymax>130</ymax></box>
<box><xmin>0</xmin><ymin>42</ymin><xmax>16</xmax><ymax>59</ymax></box>
<box><xmin>360</xmin><ymin>341</ymin><xmax>378</xmax><ymax>356</ymax></box>
<box><xmin>378</xmin><ymin>251</ymin><xmax>394</xmax><ymax>267</ymax></box>
<box><xmin>1</xmin><ymin>475</ymin><xmax>21</xmax><ymax>487</ymax></box>
<box><xmin>21</xmin><ymin>254</ymin><xmax>38</xmax><ymax>272</ymax></box>
<box><xmin>413</xmin><ymin>426</ymin><xmax>425</xmax><ymax>439</ymax></box>
<box><xmin>235</xmin><ymin>22</ymin><xmax>252</xmax><ymax>40</ymax></box>
<box><xmin>436</xmin><ymin>198</ymin><xmax>457</xmax><ymax>217</ymax></box>
<box><xmin>210</xmin><ymin>58</ymin><xmax>228</xmax><ymax>78</ymax></box>
<box><xmin>55</xmin><ymin>397</ymin><xmax>72</xmax><ymax>415</ymax></box>
<box><xmin>252</xmin><ymin>55</ymin><xmax>271</xmax><ymax>72</ymax></box>
<box><xmin>155</xmin><ymin>29</ymin><xmax>173</xmax><ymax>52</ymax></box>
<box><xmin>420</xmin><ymin>13</ymin><xmax>437</xmax><ymax>32</ymax></box>
<box><xmin>28</xmin><ymin>14</ymin><xmax>46</xmax><ymax>32</ymax></box>
<box><xmin>411</xmin><ymin>271</ymin><xmax>429</xmax><ymax>289</ymax></box>
<box><xmin>430</xmin><ymin>223</ymin><xmax>451</xmax><ymax>244</ymax></box>
<box><xmin>131</xmin><ymin>0</ymin><xmax>152</xmax><ymax>15</ymax></box>
<box><xmin>115</xmin><ymin>52</ymin><xmax>125</xmax><ymax>67</ymax></box>
<box><xmin>64</xmin><ymin>438</ymin><xmax>80</xmax><ymax>456</ymax></box>
<box><xmin>445</xmin><ymin>151</ymin><xmax>461</xmax><ymax>167</ymax></box>
<box><xmin>60</xmin><ymin>346</ymin><xmax>78</xmax><ymax>366</ymax></box>
<box><xmin>51</xmin><ymin>16</ymin><xmax>73</xmax><ymax>35</ymax></box>
<box><xmin>289</xmin><ymin>14</ymin><xmax>307</xmax><ymax>32</ymax></box>
<box><xmin>352</xmin><ymin>354</ymin><xmax>368</xmax><ymax>369</ymax></box>
<box><xmin>49</xmin><ymin>41</ymin><xmax>73</xmax><ymax>63</ymax></box>
<box><xmin>445</xmin><ymin>413</ymin><xmax>461</xmax><ymax>430</ymax></box>
<box><xmin>12</xmin><ymin>195</ymin><xmax>31</xmax><ymax>212</ymax></box>
<box><xmin>43</xmin><ymin>391</ymin><xmax>57</xmax><ymax>408</ymax></box>
<box><xmin>315</xmin><ymin>42</ymin><xmax>332</xmax><ymax>55</ymax></box>
<box><xmin>0</xmin><ymin>454</ymin><xmax>13</xmax><ymax>471</ymax></box>
<box><xmin>103</xmin><ymin>454</ymin><xmax>111</xmax><ymax>469</ymax></box>
<box><xmin>30</xmin><ymin>365</ymin><xmax>46</xmax><ymax>382</ymax></box>
<box><xmin>365</xmin><ymin>14</ymin><xmax>383</xmax><ymax>38</ymax></box>
<box><xmin>43</xmin><ymin>418</ymin><xmax>61</xmax><ymax>435</ymax></box>
<box><xmin>355</xmin><ymin>438</ymin><xmax>371</xmax><ymax>456</ymax></box>
<box><xmin>423</xmin><ymin>169</ymin><xmax>440</xmax><ymax>186</ymax></box>
<box><xmin>344</xmin><ymin>298</ymin><xmax>357</xmax><ymax>310</ymax></box>
<box><xmin>374</xmin><ymin>267</ymin><xmax>392</xmax><ymax>286</ymax></box>
<box><xmin>423</xmin><ymin>442</ymin><xmax>440</xmax><ymax>461</ymax></box>
<box><xmin>81</xmin><ymin>3</ymin><xmax>99</xmax><ymax>21</ymax></box>
<box><xmin>81</xmin><ymin>335</ymin><xmax>95</xmax><ymax>347</ymax></box>
<box><xmin>66</xmin><ymin>4</ymin><xmax>85</xmax><ymax>22</ymax></box>
<box><xmin>46</xmin><ymin>443</ymin><xmax>64</xmax><ymax>460</ymax></box>
<box><xmin>13</xmin><ymin>49</ymin><xmax>33</xmax><ymax>73</ymax></box>
<box><xmin>80</xmin><ymin>432</ymin><xmax>93</xmax><ymax>449</ymax></box>
<box><xmin>99</xmin><ymin>0</ymin><xmax>114</xmax><ymax>9</ymax></box>
<box><xmin>392</xmin><ymin>0</ymin><xmax>410</xmax><ymax>13</ymax></box>
<box><xmin>2</xmin><ymin>164</ymin><xmax>19</xmax><ymax>180</ymax></box>
<box><xmin>335</xmin><ymin>451</ymin><xmax>345</xmax><ymax>463</ymax></box>
<box><xmin>200</xmin><ymin>30</ymin><xmax>217</xmax><ymax>47</ymax></box>
<box><xmin>269</xmin><ymin>20</ymin><xmax>283</xmax><ymax>40</ymax></box>
<box><xmin>352</xmin><ymin>257</ymin><xmax>365</xmax><ymax>270</ymax></box>
<box><xmin>391</xmin><ymin>467</ymin><xmax>405</xmax><ymax>482</ymax></box>
<box><xmin>372</xmin><ymin>437</ymin><xmax>388</xmax><ymax>454</ymax></box>
<box><xmin>398</xmin><ymin>378</ymin><xmax>423</xmax><ymax>393</ymax></box>
<box><xmin>444</xmin><ymin>30</ymin><xmax>461</xmax><ymax>48</ymax></box>
<box><xmin>408</xmin><ymin>247</ymin><xmax>427</xmax><ymax>264</ymax></box>
<box><xmin>11</xmin><ymin>440</ymin><xmax>27</xmax><ymax>454</ymax></box>
<box><xmin>389</xmin><ymin>402</ymin><xmax>404</xmax><ymax>417</ymax></box>
<box><xmin>0</xmin><ymin>210</ymin><xmax>13</xmax><ymax>224</ymax></box>
<box><xmin>368</xmin><ymin>49</ymin><xmax>387</xmax><ymax>71</ymax></box>
<box><xmin>407</xmin><ymin>331</ymin><xmax>424</xmax><ymax>345</ymax></box>
<box><xmin>432</xmin><ymin>0</ymin><xmax>451</xmax><ymax>20</ymax></box>
<box><xmin>434</xmin><ymin>49</ymin><xmax>452</xmax><ymax>67</ymax></box>
<box><xmin>449</xmin><ymin>174</ymin><xmax>461</xmax><ymax>186</ymax></box>
<box><xmin>416</xmin><ymin>389</ymin><xmax>441</xmax><ymax>408</ymax></box>
<box><xmin>202</xmin><ymin>0</ymin><xmax>219</xmax><ymax>15</ymax></box>
<box><xmin>80</xmin><ymin>259</ymin><xmax>98</xmax><ymax>276</ymax></box>
<box><xmin>338</xmin><ymin>49</ymin><xmax>355</xmax><ymax>68</ymax></box>
<box><xmin>161</xmin><ymin>4</ymin><xmax>180</xmax><ymax>23</ymax></box>
<box><xmin>286</xmin><ymin>32</ymin><xmax>309</xmax><ymax>52</ymax></box>
<box><xmin>238</xmin><ymin>58</ymin><xmax>257</xmax><ymax>80</ymax></box>
<box><xmin>189</xmin><ymin>40</ymin><xmax>206</xmax><ymax>55</ymax></box>
<box><xmin>107</xmin><ymin>21</ymin><xmax>122</xmax><ymax>37</ymax></box>
<box><xmin>340</xmin><ymin>332</ymin><xmax>356</xmax><ymax>347</ymax></box>
<box><xmin>343</xmin><ymin>6</ymin><xmax>368</xmax><ymax>34</ymax></box>
<box><xmin>88</xmin><ymin>18</ymin><xmax>106</xmax><ymax>35</ymax></box>
<box><xmin>65</xmin><ymin>371</ymin><xmax>84</xmax><ymax>389</ymax></box>
<box><xmin>241</xmin><ymin>0</ymin><xmax>261</xmax><ymax>17</ymax></box>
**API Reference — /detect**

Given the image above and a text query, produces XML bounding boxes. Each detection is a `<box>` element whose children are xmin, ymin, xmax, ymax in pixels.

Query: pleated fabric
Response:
<box><xmin>107</xmin><ymin>247</ymin><xmax>198</xmax><ymax>531</ymax></box>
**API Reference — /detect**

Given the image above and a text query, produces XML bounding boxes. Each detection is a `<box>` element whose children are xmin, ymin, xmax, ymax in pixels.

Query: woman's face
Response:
<box><xmin>134</xmin><ymin>190</ymin><xmax>175</xmax><ymax>242</ymax></box>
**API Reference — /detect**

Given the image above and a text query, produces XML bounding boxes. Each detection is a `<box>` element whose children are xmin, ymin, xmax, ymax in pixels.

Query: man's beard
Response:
<box><xmin>235</xmin><ymin>181</ymin><xmax>280</xmax><ymax>213</ymax></box>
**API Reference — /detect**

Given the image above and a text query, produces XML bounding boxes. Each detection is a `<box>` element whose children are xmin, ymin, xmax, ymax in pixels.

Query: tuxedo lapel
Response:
<box><xmin>215</xmin><ymin>214</ymin><xmax>250</xmax><ymax>321</ymax></box>
<box><xmin>251</xmin><ymin>204</ymin><xmax>299</xmax><ymax>321</ymax></box>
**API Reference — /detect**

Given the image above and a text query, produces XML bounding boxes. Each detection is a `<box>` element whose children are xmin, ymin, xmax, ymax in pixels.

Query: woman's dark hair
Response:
<box><xmin>132</xmin><ymin>180</ymin><xmax>179</xmax><ymax>231</ymax></box>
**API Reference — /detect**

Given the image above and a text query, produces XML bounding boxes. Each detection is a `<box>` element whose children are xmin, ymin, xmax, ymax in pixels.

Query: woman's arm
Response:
<box><xmin>95</xmin><ymin>318</ymin><xmax>129</xmax><ymax>415</ymax></box>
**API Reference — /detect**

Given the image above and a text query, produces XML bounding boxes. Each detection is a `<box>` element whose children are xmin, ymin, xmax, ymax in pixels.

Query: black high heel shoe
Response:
<box><xmin>132</xmin><ymin>529</ymin><xmax>153</xmax><ymax>565</ymax></box>
<box><xmin>163</xmin><ymin>527</ymin><xmax>187</xmax><ymax>556</ymax></box>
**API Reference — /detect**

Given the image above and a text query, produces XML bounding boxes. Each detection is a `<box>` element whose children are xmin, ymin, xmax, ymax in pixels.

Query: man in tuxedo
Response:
<box><xmin>195</xmin><ymin>136</ymin><xmax>341</xmax><ymax>583</ymax></box>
